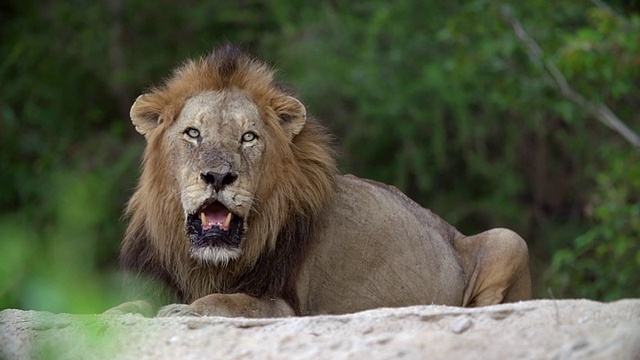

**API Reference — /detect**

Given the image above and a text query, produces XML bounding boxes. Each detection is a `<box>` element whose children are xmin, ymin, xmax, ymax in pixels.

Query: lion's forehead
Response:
<box><xmin>178</xmin><ymin>90</ymin><xmax>261</xmax><ymax>131</ymax></box>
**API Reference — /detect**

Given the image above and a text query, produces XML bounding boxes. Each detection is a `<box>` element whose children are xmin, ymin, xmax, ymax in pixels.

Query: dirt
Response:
<box><xmin>1</xmin><ymin>299</ymin><xmax>639</xmax><ymax>359</ymax></box>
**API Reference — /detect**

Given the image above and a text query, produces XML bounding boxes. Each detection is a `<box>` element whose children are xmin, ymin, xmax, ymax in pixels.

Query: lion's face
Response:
<box><xmin>165</xmin><ymin>90</ymin><xmax>267</xmax><ymax>264</ymax></box>
<box><xmin>127</xmin><ymin>49</ymin><xmax>334</xmax><ymax>271</ymax></box>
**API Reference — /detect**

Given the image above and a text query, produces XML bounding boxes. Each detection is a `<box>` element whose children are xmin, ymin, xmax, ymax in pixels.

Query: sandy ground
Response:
<box><xmin>1</xmin><ymin>299</ymin><xmax>639</xmax><ymax>360</ymax></box>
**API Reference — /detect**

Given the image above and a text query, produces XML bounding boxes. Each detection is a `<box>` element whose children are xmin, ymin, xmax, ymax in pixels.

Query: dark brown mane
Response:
<box><xmin>208</xmin><ymin>43</ymin><xmax>244</xmax><ymax>84</ymax></box>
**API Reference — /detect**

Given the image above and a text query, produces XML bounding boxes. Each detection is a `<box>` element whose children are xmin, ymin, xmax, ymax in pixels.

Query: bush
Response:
<box><xmin>548</xmin><ymin>149</ymin><xmax>640</xmax><ymax>300</ymax></box>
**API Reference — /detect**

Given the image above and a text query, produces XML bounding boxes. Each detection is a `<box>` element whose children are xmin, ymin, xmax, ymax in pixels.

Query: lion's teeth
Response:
<box><xmin>223</xmin><ymin>212</ymin><xmax>232</xmax><ymax>229</ymax></box>
<box><xmin>200</xmin><ymin>212</ymin><xmax>208</xmax><ymax>225</ymax></box>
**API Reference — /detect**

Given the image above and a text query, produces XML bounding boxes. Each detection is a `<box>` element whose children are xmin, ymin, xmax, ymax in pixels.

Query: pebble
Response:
<box><xmin>451</xmin><ymin>317</ymin><xmax>472</xmax><ymax>334</ymax></box>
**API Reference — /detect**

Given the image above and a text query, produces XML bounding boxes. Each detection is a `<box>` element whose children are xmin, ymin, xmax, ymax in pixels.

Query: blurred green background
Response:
<box><xmin>1</xmin><ymin>0</ymin><xmax>639</xmax><ymax>314</ymax></box>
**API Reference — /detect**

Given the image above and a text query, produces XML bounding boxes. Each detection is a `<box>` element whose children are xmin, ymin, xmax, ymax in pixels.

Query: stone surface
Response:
<box><xmin>1</xmin><ymin>299</ymin><xmax>639</xmax><ymax>360</ymax></box>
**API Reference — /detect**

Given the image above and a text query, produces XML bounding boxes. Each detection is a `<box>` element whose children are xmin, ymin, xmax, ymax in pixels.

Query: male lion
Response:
<box><xmin>109</xmin><ymin>45</ymin><xmax>530</xmax><ymax>318</ymax></box>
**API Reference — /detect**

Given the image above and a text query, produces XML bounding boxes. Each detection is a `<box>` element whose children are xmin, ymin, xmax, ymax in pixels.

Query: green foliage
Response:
<box><xmin>549</xmin><ymin>149</ymin><xmax>640</xmax><ymax>300</ymax></box>
<box><xmin>544</xmin><ymin>6</ymin><xmax>640</xmax><ymax>300</ymax></box>
<box><xmin>0</xmin><ymin>144</ymin><xmax>140</xmax><ymax>313</ymax></box>
<box><xmin>557</xmin><ymin>7</ymin><xmax>640</xmax><ymax>104</ymax></box>
<box><xmin>1</xmin><ymin>0</ymin><xmax>639</xmax><ymax>312</ymax></box>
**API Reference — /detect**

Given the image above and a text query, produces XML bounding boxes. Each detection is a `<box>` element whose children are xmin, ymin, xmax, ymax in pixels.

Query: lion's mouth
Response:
<box><xmin>186</xmin><ymin>201</ymin><xmax>244</xmax><ymax>249</ymax></box>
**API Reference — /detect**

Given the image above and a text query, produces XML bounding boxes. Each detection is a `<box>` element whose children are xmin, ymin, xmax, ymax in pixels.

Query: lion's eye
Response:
<box><xmin>185</xmin><ymin>127</ymin><xmax>200</xmax><ymax>139</ymax></box>
<box><xmin>241</xmin><ymin>131</ymin><xmax>257</xmax><ymax>143</ymax></box>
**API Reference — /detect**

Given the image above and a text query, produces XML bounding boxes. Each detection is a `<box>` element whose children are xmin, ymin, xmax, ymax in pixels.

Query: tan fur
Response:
<box><xmin>109</xmin><ymin>45</ymin><xmax>530</xmax><ymax>318</ymax></box>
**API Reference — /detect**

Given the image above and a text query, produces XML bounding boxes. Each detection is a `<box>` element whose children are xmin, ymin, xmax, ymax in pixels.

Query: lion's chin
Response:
<box><xmin>189</xmin><ymin>246</ymin><xmax>242</xmax><ymax>266</ymax></box>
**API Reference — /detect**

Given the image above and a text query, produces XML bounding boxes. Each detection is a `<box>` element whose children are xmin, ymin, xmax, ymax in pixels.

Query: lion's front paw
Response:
<box><xmin>157</xmin><ymin>304</ymin><xmax>202</xmax><ymax>317</ymax></box>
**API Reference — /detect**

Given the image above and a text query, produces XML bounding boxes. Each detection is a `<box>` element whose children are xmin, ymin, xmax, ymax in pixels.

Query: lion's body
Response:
<box><xmin>298</xmin><ymin>175</ymin><xmax>467</xmax><ymax>314</ymax></box>
<box><xmin>110</xmin><ymin>45</ymin><xmax>530</xmax><ymax>318</ymax></box>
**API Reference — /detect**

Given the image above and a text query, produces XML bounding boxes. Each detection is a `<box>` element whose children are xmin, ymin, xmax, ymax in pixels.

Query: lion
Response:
<box><xmin>107</xmin><ymin>44</ymin><xmax>530</xmax><ymax>318</ymax></box>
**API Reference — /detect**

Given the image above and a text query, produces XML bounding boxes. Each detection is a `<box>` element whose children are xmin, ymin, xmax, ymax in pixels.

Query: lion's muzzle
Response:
<box><xmin>186</xmin><ymin>201</ymin><xmax>244</xmax><ymax>250</ymax></box>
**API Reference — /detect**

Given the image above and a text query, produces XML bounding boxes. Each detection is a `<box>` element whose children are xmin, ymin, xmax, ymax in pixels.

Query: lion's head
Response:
<box><xmin>124</xmin><ymin>45</ymin><xmax>336</xmax><ymax>271</ymax></box>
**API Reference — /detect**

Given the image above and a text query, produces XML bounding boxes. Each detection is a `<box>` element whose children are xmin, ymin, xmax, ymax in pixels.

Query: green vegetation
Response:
<box><xmin>1</xmin><ymin>0</ymin><xmax>638</xmax><ymax>313</ymax></box>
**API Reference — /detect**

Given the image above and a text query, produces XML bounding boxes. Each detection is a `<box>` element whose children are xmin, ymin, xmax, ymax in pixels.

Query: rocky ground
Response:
<box><xmin>1</xmin><ymin>299</ymin><xmax>639</xmax><ymax>360</ymax></box>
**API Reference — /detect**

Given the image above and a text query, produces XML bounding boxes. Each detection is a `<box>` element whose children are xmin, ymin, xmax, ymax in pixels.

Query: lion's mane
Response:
<box><xmin>120</xmin><ymin>45</ymin><xmax>337</xmax><ymax>313</ymax></box>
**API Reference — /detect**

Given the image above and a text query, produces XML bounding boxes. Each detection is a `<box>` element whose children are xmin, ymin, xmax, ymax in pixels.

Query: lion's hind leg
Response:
<box><xmin>454</xmin><ymin>228</ymin><xmax>531</xmax><ymax>307</ymax></box>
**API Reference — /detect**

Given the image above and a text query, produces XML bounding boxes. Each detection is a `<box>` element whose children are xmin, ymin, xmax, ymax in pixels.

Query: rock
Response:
<box><xmin>1</xmin><ymin>299</ymin><xmax>639</xmax><ymax>359</ymax></box>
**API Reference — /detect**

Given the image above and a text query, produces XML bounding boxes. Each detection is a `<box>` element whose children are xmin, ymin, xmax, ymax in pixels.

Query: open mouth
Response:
<box><xmin>186</xmin><ymin>201</ymin><xmax>244</xmax><ymax>249</ymax></box>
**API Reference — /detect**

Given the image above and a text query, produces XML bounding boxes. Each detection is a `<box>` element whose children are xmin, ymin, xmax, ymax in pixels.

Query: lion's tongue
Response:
<box><xmin>199</xmin><ymin>203</ymin><xmax>232</xmax><ymax>231</ymax></box>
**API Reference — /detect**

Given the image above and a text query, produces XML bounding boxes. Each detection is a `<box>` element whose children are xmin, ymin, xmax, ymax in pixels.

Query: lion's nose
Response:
<box><xmin>201</xmin><ymin>171</ymin><xmax>238</xmax><ymax>192</ymax></box>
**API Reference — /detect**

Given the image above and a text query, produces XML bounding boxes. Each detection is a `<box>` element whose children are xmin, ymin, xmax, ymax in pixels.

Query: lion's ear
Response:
<box><xmin>130</xmin><ymin>94</ymin><xmax>163</xmax><ymax>137</ymax></box>
<box><xmin>274</xmin><ymin>96</ymin><xmax>306</xmax><ymax>140</ymax></box>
